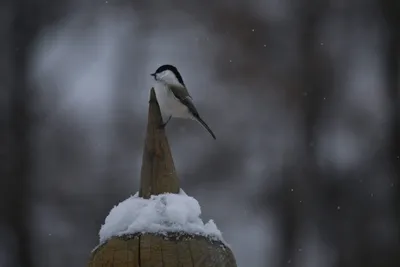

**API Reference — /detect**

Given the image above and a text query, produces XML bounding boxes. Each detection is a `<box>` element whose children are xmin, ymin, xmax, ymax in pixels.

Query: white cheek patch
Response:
<box><xmin>155</xmin><ymin>71</ymin><xmax>167</xmax><ymax>81</ymax></box>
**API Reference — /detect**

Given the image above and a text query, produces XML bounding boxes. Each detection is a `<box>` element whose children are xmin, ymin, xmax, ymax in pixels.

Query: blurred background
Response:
<box><xmin>1</xmin><ymin>0</ymin><xmax>399</xmax><ymax>266</ymax></box>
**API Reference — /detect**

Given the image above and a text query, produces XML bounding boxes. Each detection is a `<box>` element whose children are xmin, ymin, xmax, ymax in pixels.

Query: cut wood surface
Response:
<box><xmin>88</xmin><ymin>233</ymin><xmax>237</xmax><ymax>267</ymax></box>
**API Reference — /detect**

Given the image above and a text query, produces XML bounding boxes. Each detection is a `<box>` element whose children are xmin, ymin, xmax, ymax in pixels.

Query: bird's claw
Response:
<box><xmin>158</xmin><ymin>115</ymin><xmax>172</xmax><ymax>129</ymax></box>
<box><xmin>158</xmin><ymin>122</ymin><xmax>167</xmax><ymax>129</ymax></box>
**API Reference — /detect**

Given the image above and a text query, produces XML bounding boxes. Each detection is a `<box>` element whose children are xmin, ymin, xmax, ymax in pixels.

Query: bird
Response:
<box><xmin>150</xmin><ymin>64</ymin><xmax>216</xmax><ymax>140</ymax></box>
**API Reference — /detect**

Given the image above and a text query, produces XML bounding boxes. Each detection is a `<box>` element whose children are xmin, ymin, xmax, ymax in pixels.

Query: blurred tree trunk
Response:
<box><xmin>9</xmin><ymin>1</ymin><xmax>65</xmax><ymax>265</ymax></box>
<box><xmin>276</xmin><ymin>2</ymin><xmax>329</xmax><ymax>267</ymax></box>
<box><xmin>6</xmin><ymin>0</ymin><xmax>51</xmax><ymax>266</ymax></box>
<box><xmin>382</xmin><ymin>0</ymin><xmax>400</xmax><ymax>266</ymax></box>
<box><xmin>8</xmin><ymin>0</ymin><xmax>39</xmax><ymax>266</ymax></box>
<box><xmin>0</xmin><ymin>1</ymin><xmax>21</xmax><ymax>267</ymax></box>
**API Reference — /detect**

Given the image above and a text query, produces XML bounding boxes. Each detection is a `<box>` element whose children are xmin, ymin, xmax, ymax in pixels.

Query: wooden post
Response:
<box><xmin>88</xmin><ymin>89</ymin><xmax>237</xmax><ymax>267</ymax></box>
<box><xmin>139</xmin><ymin>88</ymin><xmax>179</xmax><ymax>198</ymax></box>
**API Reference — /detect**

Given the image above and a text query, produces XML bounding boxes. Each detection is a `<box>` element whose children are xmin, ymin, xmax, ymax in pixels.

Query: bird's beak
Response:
<box><xmin>150</xmin><ymin>73</ymin><xmax>156</xmax><ymax>78</ymax></box>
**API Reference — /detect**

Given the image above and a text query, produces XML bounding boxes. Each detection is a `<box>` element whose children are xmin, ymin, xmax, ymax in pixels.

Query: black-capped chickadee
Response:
<box><xmin>150</xmin><ymin>64</ymin><xmax>216</xmax><ymax>140</ymax></box>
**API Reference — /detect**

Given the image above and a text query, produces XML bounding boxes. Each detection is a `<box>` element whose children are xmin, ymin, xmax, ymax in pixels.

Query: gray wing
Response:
<box><xmin>169</xmin><ymin>84</ymin><xmax>216</xmax><ymax>140</ymax></box>
<box><xmin>169</xmin><ymin>84</ymin><xmax>200</xmax><ymax>117</ymax></box>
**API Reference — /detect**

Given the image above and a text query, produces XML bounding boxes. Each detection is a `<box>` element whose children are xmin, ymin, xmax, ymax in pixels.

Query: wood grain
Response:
<box><xmin>177</xmin><ymin>237</ymin><xmax>194</xmax><ymax>267</ymax></box>
<box><xmin>89</xmin><ymin>233</ymin><xmax>237</xmax><ymax>267</ymax></box>
<box><xmin>88</xmin><ymin>236</ymin><xmax>140</xmax><ymax>267</ymax></box>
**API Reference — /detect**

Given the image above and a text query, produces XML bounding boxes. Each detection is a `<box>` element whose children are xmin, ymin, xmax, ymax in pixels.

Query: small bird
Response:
<box><xmin>150</xmin><ymin>64</ymin><xmax>216</xmax><ymax>140</ymax></box>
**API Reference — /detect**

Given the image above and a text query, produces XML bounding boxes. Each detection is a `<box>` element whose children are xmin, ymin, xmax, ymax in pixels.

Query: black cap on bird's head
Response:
<box><xmin>150</xmin><ymin>64</ymin><xmax>185</xmax><ymax>86</ymax></box>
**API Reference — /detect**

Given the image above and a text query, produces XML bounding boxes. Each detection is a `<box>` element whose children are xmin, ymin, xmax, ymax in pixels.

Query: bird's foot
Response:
<box><xmin>158</xmin><ymin>115</ymin><xmax>172</xmax><ymax>129</ymax></box>
<box><xmin>158</xmin><ymin>122</ymin><xmax>167</xmax><ymax>129</ymax></box>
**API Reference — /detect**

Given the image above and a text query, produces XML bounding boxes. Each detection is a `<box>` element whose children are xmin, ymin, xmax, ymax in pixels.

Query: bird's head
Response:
<box><xmin>151</xmin><ymin>64</ymin><xmax>185</xmax><ymax>86</ymax></box>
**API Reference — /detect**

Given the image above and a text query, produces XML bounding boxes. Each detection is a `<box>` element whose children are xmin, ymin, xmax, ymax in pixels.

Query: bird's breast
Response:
<box><xmin>154</xmin><ymin>83</ymin><xmax>190</xmax><ymax>118</ymax></box>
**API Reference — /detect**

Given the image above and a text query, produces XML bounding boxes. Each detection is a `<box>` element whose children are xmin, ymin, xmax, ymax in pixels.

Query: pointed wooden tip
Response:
<box><xmin>139</xmin><ymin>88</ymin><xmax>180</xmax><ymax>198</ymax></box>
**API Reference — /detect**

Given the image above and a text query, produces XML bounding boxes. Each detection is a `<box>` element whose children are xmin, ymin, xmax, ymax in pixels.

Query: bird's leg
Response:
<box><xmin>159</xmin><ymin>115</ymin><xmax>172</xmax><ymax>129</ymax></box>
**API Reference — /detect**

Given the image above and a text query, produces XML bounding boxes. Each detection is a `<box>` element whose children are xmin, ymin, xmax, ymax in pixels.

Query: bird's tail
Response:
<box><xmin>194</xmin><ymin>115</ymin><xmax>216</xmax><ymax>140</ymax></box>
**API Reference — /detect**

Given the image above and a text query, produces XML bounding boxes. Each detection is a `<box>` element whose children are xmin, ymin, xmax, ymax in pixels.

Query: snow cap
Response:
<box><xmin>99</xmin><ymin>189</ymin><xmax>224</xmax><ymax>244</ymax></box>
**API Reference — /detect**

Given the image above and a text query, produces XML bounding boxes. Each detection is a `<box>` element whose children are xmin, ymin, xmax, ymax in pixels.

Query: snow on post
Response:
<box><xmin>88</xmin><ymin>88</ymin><xmax>237</xmax><ymax>267</ymax></box>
